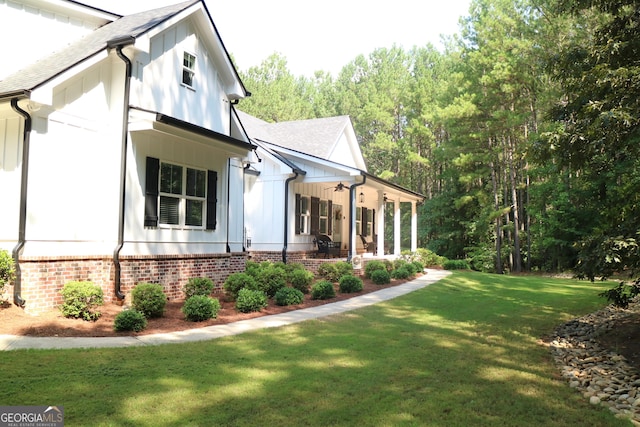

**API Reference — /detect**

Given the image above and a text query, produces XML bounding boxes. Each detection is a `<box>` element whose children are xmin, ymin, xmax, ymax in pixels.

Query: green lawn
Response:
<box><xmin>0</xmin><ymin>272</ymin><xmax>631</xmax><ymax>426</ymax></box>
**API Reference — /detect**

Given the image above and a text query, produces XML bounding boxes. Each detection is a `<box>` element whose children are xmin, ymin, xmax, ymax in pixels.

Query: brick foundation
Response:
<box><xmin>13</xmin><ymin>253</ymin><xmax>248</xmax><ymax>314</ymax></box>
<box><xmin>249</xmin><ymin>250</ymin><xmax>369</xmax><ymax>275</ymax></box>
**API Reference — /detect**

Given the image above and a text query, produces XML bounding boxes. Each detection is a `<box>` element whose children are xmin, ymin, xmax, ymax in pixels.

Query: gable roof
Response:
<box><xmin>0</xmin><ymin>0</ymin><xmax>246</xmax><ymax>100</ymax></box>
<box><xmin>235</xmin><ymin>110</ymin><xmax>352</xmax><ymax>160</ymax></box>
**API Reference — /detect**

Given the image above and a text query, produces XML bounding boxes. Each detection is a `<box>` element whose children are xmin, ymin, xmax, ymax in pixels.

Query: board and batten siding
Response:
<box><xmin>131</xmin><ymin>19</ymin><xmax>230</xmax><ymax>135</ymax></box>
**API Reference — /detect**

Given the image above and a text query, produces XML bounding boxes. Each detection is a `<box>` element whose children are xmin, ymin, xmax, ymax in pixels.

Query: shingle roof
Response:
<box><xmin>236</xmin><ymin>110</ymin><xmax>351</xmax><ymax>160</ymax></box>
<box><xmin>0</xmin><ymin>0</ymin><xmax>198</xmax><ymax>96</ymax></box>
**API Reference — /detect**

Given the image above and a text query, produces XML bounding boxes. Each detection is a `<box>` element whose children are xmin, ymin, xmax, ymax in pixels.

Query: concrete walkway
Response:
<box><xmin>0</xmin><ymin>269</ymin><xmax>451</xmax><ymax>351</ymax></box>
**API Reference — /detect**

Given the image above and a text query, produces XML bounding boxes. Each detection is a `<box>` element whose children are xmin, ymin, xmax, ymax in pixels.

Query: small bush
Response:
<box><xmin>289</xmin><ymin>269</ymin><xmax>314</xmax><ymax>294</ymax></box>
<box><xmin>224</xmin><ymin>272</ymin><xmax>258</xmax><ymax>300</ymax></box>
<box><xmin>256</xmin><ymin>265</ymin><xmax>287</xmax><ymax>297</ymax></box>
<box><xmin>391</xmin><ymin>267</ymin><xmax>411</xmax><ymax>279</ymax></box>
<box><xmin>364</xmin><ymin>260</ymin><xmax>387</xmax><ymax>279</ymax></box>
<box><xmin>415</xmin><ymin>248</ymin><xmax>447</xmax><ymax>267</ymax></box>
<box><xmin>284</xmin><ymin>262</ymin><xmax>306</xmax><ymax>276</ymax></box>
<box><xmin>0</xmin><ymin>250</ymin><xmax>15</xmax><ymax>295</ymax></box>
<box><xmin>443</xmin><ymin>259</ymin><xmax>471</xmax><ymax>270</ymax></box>
<box><xmin>339</xmin><ymin>275</ymin><xmax>363</xmax><ymax>293</ymax></box>
<box><xmin>274</xmin><ymin>287</ymin><xmax>304</xmax><ymax>306</ymax></box>
<box><xmin>182</xmin><ymin>295</ymin><xmax>221</xmax><ymax>321</ymax></box>
<box><xmin>317</xmin><ymin>263</ymin><xmax>340</xmax><ymax>282</ymax></box>
<box><xmin>403</xmin><ymin>262</ymin><xmax>418</xmax><ymax>276</ymax></box>
<box><xmin>412</xmin><ymin>260</ymin><xmax>425</xmax><ymax>273</ymax></box>
<box><xmin>371</xmin><ymin>269</ymin><xmax>391</xmax><ymax>285</ymax></box>
<box><xmin>183</xmin><ymin>277</ymin><xmax>215</xmax><ymax>299</ymax></box>
<box><xmin>334</xmin><ymin>261</ymin><xmax>354</xmax><ymax>277</ymax></box>
<box><xmin>599</xmin><ymin>281</ymin><xmax>640</xmax><ymax>308</ymax></box>
<box><xmin>131</xmin><ymin>283</ymin><xmax>166</xmax><ymax>318</ymax></box>
<box><xmin>113</xmin><ymin>309</ymin><xmax>147</xmax><ymax>332</ymax></box>
<box><xmin>60</xmin><ymin>281</ymin><xmax>104</xmax><ymax>321</ymax></box>
<box><xmin>311</xmin><ymin>280</ymin><xmax>336</xmax><ymax>300</ymax></box>
<box><xmin>245</xmin><ymin>261</ymin><xmax>261</xmax><ymax>278</ymax></box>
<box><xmin>235</xmin><ymin>288</ymin><xmax>268</xmax><ymax>313</ymax></box>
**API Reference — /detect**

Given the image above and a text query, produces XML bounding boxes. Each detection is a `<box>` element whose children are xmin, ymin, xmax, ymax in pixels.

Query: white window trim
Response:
<box><xmin>299</xmin><ymin>196</ymin><xmax>310</xmax><ymax>235</ymax></box>
<box><xmin>181</xmin><ymin>51</ymin><xmax>196</xmax><ymax>90</ymax></box>
<box><xmin>159</xmin><ymin>160</ymin><xmax>206</xmax><ymax>230</ymax></box>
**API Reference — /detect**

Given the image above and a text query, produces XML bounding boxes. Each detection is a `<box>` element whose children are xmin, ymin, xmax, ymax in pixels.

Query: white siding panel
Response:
<box><xmin>0</xmin><ymin>116</ymin><xmax>22</xmax><ymax>246</ymax></box>
<box><xmin>0</xmin><ymin>0</ymin><xmax>105</xmax><ymax>80</ymax></box>
<box><xmin>131</xmin><ymin>18</ymin><xmax>229</xmax><ymax>134</ymax></box>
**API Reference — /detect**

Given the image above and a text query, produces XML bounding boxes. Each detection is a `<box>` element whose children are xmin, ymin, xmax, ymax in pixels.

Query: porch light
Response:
<box><xmin>359</xmin><ymin>191</ymin><xmax>365</xmax><ymax>203</ymax></box>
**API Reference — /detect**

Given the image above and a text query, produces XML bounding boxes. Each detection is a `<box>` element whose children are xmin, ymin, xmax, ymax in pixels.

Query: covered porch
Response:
<box><xmin>289</xmin><ymin>170</ymin><xmax>424</xmax><ymax>263</ymax></box>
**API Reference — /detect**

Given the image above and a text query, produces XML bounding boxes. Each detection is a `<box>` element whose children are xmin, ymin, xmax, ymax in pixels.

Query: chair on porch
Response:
<box><xmin>314</xmin><ymin>234</ymin><xmax>341</xmax><ymax>258</ymax></box>
<box><xmin>360</xmin><ymin>235</ymin><xmax>376</xmax><ymax>253</ymax></box>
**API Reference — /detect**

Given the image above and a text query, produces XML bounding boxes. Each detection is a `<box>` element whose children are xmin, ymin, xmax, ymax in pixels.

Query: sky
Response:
<box><xmin>85</xmin><ymin>0</ymin><xmax>472</xmax><ymax>77</ymax></box>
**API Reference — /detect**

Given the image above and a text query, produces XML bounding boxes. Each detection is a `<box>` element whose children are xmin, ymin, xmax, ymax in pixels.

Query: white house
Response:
<box><xmin>0</xmin><ymin>0</ymin><xmax>254</xmax><ymax>313</ymax></box>
<box><xmin>237</xmin><ymin>111</ymin><xmax>424</xmax><ymax>267</ymax></box>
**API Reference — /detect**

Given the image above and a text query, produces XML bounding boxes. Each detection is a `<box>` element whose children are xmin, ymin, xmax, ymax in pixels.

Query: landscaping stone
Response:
<box><xmin>549</xmin><ymin>298</ymin><xmax>640</xmax><ymax>424</ymax></box>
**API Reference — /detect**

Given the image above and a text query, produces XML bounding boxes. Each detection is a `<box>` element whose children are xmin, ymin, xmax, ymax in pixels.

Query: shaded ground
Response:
<box><xmin>593</xmin><ymin>312</ymin><xmax>640</xmax><ymax>371</ymax></box>
<box><xmin>0</xmin><ymin>276</ymin><xmax>412</xmax><ymax>338</ymax></box>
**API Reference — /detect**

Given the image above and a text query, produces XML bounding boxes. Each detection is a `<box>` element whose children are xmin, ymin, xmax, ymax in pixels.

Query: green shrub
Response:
<box><xmin>599</xmin><ymin>281</ymin><xmax>640</xmax><ymax>308</ymax></box>
<box><xmin>364</xmin><ymin>260</ymin><xmax>387</xmax><ymax>279</ymax></box>
<box><xmin>235</xmin><ymin>288</ymin><xmax>268</xmax><ymax>313</ymax></box>
<box><xmin>183</xmin><ymin>277</ymin><xmax>215</xmax><ymax>299</ymax></box>
<box><xmin>60</xmin><ymin>281</ymin><xmax>104</xmax><ymax>321</ymax></box>
<box><xmin>339</xmin><ymin>275</ymin><xmax>363</xmax><ymax>293</ymax></box>
<box><xmin>289</xmin><ymin>269</ymin><xmax>314</xmax><ymax>294</ymax></box>
<box><xmin>182</xmin><ymin>295</ymin><xmax>221</xmax><ymax>321</ymax></box>
<box><xmin>256</xmin><ymin>265</ymin><xmax>287</xmax><ymax>297</ymax></box>
<box><xmin>245</xmin><ymin>261</ymin><xmax>261</xmax><ymax>278</ymax></box>
<box><xmin>0</xmin><ymin>250</ymin><xmax>15</xmax><ymax>295</ymax></box>
<box><xmin>415</xmin><ymin>248</ymin><xmax>447</xmax><ymax>267</ymax></box>
<box><xmin>403</xmin><ymin>262</ymin><xmax>418</xmax><ymax>276</ymax></box>
<box><xmin>224</xmin><ymin>272</ymin><xmax>258</xmax><ymax>300</ymax></box>
<box><xmin>274</xmin><ymin>287</ymin><xmax>304</xmax><ymax>306</ymax></box>
<box><xmin>391</xmin><ymin>267</ymin><xmax>411</xmax><ymax>280</ymax></box>
<box><xmin>113</xmin><ymin>309</ymin><xmax>147</xmax><ymax>332</ymax></box>
<box><xmin>383</xmin><ymin>259</ymin><xmax>395</xmax><ymax>272</ymax></box>
<box><xmin>284</xmin><ymin>262</ymin><xmax>306</xmax><ymax>276</ymax></box>
<box><xmin>334</xmin><ymin>261</ymin><xmax>354</xmax><ymax>277</ymax></box>
<box><xmin>443</xmin><ymin>259</ymin><xmax>471</xmax><ymax>270</ymax></box>
<box><xmin>311</xmin><ymin>280</ymin><xmax>336</xmax><ymax>300</ymax></box>
<box><xmin>317</xmin><ymin>263</ymin><xmax>340</xmax><ymax>282</ymax></box>
<box><xmin>393</xmin><ymin>259</ymin><xmax>409</xmax><ymax>270</ymax></box>
<box><xmin>371</xmin><ymin>269</ymin><xmax>391</xmax><ymax>285</ymax></box>
<box><xmin>412</xmin><ymin>260</ymin><xmax>425</xmax><ymax>273</ymax></box>
<box><xmin>131</xmin><ymin>283</ymin><xmax>166</xmax><ymax>318</ymax></box>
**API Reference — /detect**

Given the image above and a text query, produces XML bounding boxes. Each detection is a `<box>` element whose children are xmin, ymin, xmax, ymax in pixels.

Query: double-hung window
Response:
<box><xmin>182</xmin><ymin>52</ymin><xmax>196</xmax><ymax>88</ymax></box>
<box><xmin>319</xmin><ymin>200</ymin><xmax>329</xmax><ymax>234</ymax></box>
<box><xmin>295</xmin><ymin>195</ymin><xmax>310</xmax><ymax>234</ymax></box>
<box><xmin>159</xmin><ymin>161</ymin><xmax>206</xmax><ymax>227</ymax></box>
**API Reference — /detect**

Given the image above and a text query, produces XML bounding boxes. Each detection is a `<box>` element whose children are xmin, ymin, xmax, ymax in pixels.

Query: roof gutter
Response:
<box><xmin>109</xmin><ymin>35</ymin><xmax>135</xmax><ymax>301</ymax></box>
<box><xmin>10</xmin><ymin>98</ymin><xmax>31</xmax><ymax>307</ymax></box>
<box><xmin>348</xmin><ymin>174</ymin><xmax>367</xmax><ymax>261</ymax></box>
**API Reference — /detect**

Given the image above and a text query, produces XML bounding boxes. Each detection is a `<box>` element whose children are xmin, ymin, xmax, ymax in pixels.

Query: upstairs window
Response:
<box><xmin>182</xmin><ymin>52</ymin><xmax>196</xmax><ymax>88</ymax></box>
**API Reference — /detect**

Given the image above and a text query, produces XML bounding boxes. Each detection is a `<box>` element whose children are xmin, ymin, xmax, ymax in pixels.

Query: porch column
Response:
<box><xmin>377</xmin><ymin>190</ymin><xmax>385</xmax><ymax>256</ymax></box>
<box><xmin>394</xmin><ymin>199</ymin><xmax>401</xmax><ymax>255</ymax></box>
<box><xmin>411</xmin><ymin>201</ymin><xmax>418</xmax><ymax>252</ymax></box>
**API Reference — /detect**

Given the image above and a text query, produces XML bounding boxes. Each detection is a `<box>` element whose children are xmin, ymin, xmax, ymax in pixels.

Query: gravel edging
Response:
<box><xmin>549</xmin><ymin>300</ymin><xmax>640</xmax><ymax>425</ymax></box>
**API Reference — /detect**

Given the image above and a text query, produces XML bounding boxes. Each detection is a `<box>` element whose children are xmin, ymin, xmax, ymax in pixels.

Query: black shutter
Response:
<box><xmin>144</xmin><ymin>157</ymin><xmax>159</xmax><ymax>227</ymax></box>
<box><xmin>206</xmin><ymin>170</ymin><xmax>217</xmax><ymax>230</ymax></box>
<box><xmin>362</xmin><ymin>207</ymin><xmax>368</xmax><ymax>236</ymax></box>
<box><xmin>311</xmin><ymin>196</ymin><xmax>320</xmax><ymax>235</ymax></box>
<box><xmin>295</xmin><ymin>194</ymin><xmax>301</xmax><ymax>235</ymax></box>
<box><xmin>327</xmin><ymin>200</ymin><xmax>333</xmax><ymax>235</ymax></box>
